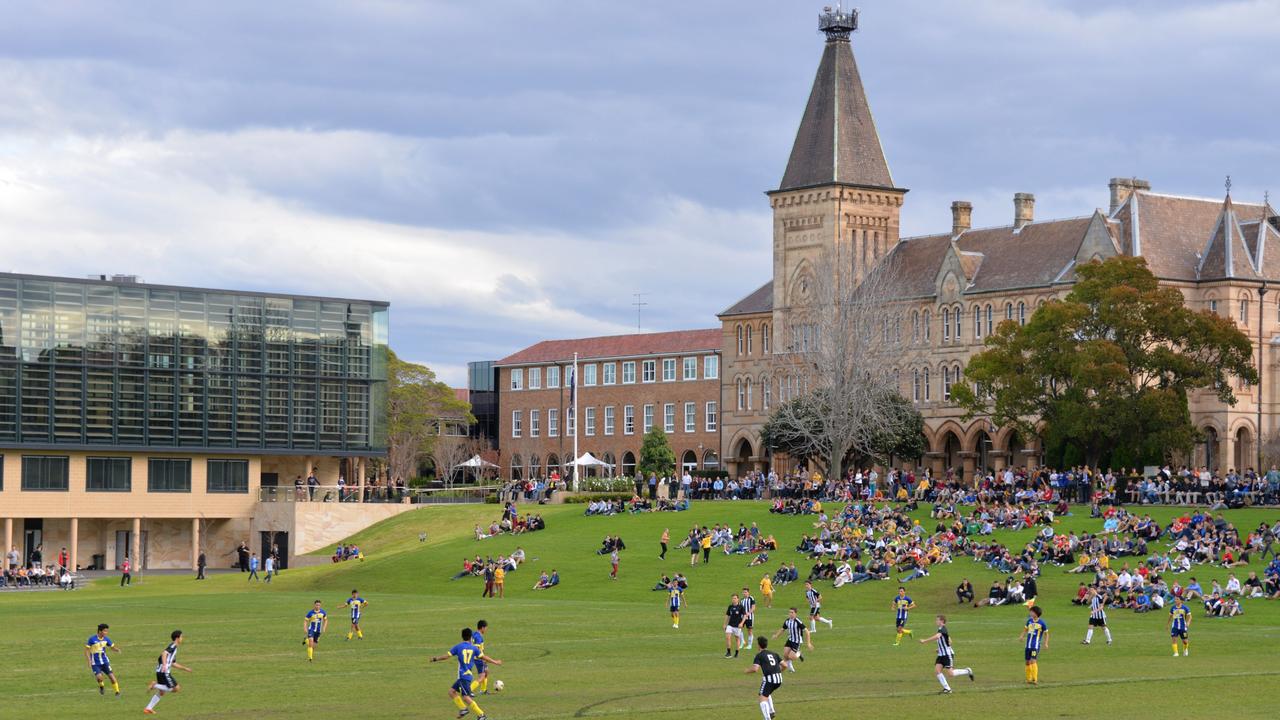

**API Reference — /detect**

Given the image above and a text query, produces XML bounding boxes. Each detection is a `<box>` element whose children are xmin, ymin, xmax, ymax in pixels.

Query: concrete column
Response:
<box><xmin>357</xmin><ymin>457</ymin><xmax>366</xmax><ymax>503</ymax></box>
<box><xmin>69</xmin><ymin>518</ymin><xmax>79</xmax><ymax>571</ymax></box>
<box><xmin>1222</xmin><ymin>436</ymin><xmax>1235</xmax><ymax>473</ymax></box>
<box><xmin>3</xmin><ymin>518</ymin><xmax>11</xmax><ymax>566</ymax></box>
<box><xmin>131</xmin><ymin>518</ymin><xmax>141</xmax><ymax>571</ymax></box>
<box><xmin>191</xmin><ymin>518</ymin><xmax>201</xmax><ymax>570</ymax></box>
<box><xmin>961</xmin><ymin>454</ymin><xmax>977</xmax><ymax>485</ymax></box>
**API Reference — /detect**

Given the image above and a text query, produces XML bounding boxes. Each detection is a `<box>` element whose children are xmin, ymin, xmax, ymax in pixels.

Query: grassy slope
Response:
<box><xmin>4</xmin><ymin>502</ymin><xmax>1280</xmax><ymax>719</ymax></box>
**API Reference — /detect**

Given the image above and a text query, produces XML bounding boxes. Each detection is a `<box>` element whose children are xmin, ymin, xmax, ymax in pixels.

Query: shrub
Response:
<box><xmin>563</xmin><ymin>492</ymin><xmax>633</xmax><ymax>504</ymax></box>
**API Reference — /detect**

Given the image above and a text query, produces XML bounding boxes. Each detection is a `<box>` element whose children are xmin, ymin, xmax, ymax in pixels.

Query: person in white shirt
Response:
<box><xmin>1224</xmin><ymin>574</ymin><xmax>1242</xmax><ymax>596</ymax></box>
<box><xmin>264</xmin><ymin>555</ymin><xmax>275</xmax><ymax>583</ymax></box>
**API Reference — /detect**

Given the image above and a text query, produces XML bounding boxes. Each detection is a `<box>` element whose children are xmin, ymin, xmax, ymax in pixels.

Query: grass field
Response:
<box><xmin>6</xmin><ymin>501</ymin><xmax>1280</xmax><ymax>719</ymax></box>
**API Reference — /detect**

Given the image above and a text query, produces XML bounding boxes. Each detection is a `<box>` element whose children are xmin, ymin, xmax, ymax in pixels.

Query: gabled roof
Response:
<box><xmin>1197</xmin><ymin>194</ymin><xmax>1260</xmax><ymax>280</ymax></box>
<box><xmin>719</xmin><ymin>281</ymin><xmax>773</xmax><ymax>317</ymax></box>
<box><xmin>495</xmin><ymin>329</ymin><xmax>721</xmax><ymax>367</ymax></box>
<box><xmin>777</xmin><ymin>33</ymin><xmax>895</xmax><ymax>192</ymax></box>
<box><xmin>1115</xmin><ymin>191</ymin><xmax>1268</xmax><ymax>281</ymax></box>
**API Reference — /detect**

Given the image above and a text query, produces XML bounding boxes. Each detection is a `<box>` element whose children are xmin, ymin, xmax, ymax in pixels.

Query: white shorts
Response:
<box><xmin>725</xmin><ymin>626</ymin><xmax>744</xmax><ymax>640</ymax></box>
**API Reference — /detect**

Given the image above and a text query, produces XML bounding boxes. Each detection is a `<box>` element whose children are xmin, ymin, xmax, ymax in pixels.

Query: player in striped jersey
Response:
<box><xmin>1020</xmin><ymin>605</ymin><xmax>1048</xmax><ymax>686</ymax></box>
<box><xmin>771</xmin><ymin>607</ymin><xmax>813</xmax><ymax>673</ymax></box>
<box><xmin>803</xmin><ymin>581</ymin><xmax>833</xmax><ymax>632</ymax></box>
<box><xmin>892</xmin><ymin>587</ymin><xmax>915</xmax><ymax>645</ymax></box>
<box><xmin>918</xmin><ymin>615</ymin><xmax>973</xmax><ymax>694</ymax></box>
<box><xmin>343</xmin><ymin>589</ymin><xmax>368</xmax><ymax>641</ymax></box>
<box><xmin>744</xmin><ymin>636</ymin><xmax>783</xmax><ymax>720</ymax></box>
<box><xmin>1168</xmin><ymin>597</ymin><xmax>1191</xmax><ymax>657</ymax></box>
<box><xmin>668</xmin><ymin>582</ymin><xmax>683</xmax><ymax>629</ymax></box>
<box><xmin>1082</xmin><ymin>587</ymin><xmax>1112</xmax><ymax>645</ymax></box>
<box><xmin>143</xmin><ymin>630</ymin><xmax>191</xmax><ymax>715</ymax></box>
<box><xmin>85</xmin><ymin>623</ymin><xmax>121</xmax><ymax>697</ymax></box>
<box><xmin>740</xmin><ymin>588</ymin><xmax>757</xmax><ymax>650</ymax></box>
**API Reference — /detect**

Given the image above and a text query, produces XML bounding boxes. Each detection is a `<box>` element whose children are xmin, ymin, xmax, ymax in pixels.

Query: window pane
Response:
<box><xmin>87</xmin><ymin>457</ymin><xmax>132</xmax><ymax>492</ymax></box>
<box><xmin>148</xmin><ymin>458</ymin><xmax>192</xmax><ymax>493</ymax></box>
<box><xmin>21</xmin><ymin>455</ymin><xmax>69</xmax><ymax>491</ymax></box>
<box><xmin>207</xmin><ymin>459</ymin><xmax>249</xmax><ymax>493</ymax></box>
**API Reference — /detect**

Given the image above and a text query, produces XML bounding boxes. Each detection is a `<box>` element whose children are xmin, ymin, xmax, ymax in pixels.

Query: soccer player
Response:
<box><xmin>470</xmin><ymin>620</ymin><xmax>491</xmax><ymax>695</ymax></box>
<box><xmin>740</xmin><ymin>587</ymin><xmax>757</xmax><ymax>650</ymax></box>
<box><xmin>725</xmin><ymin>593</ymin><xmax>747</xmax><ymax>658</ymax></box>
<box><xmin>668</xmin><ymin>581</ymin><xmax>683</xmax><ymax>629</ymax></box>
<box><xmin>771</xmin><ymin>607</ymin><xmax>813</xmax><ymax>673</ymax></box>
<box><xmin>893</xmin><ymin>586</ymin><xmax>916</xmax><ymax>645</ymax></box>
<box><xmin>759</xmin><ymin>574</ymin><xmax>774</xmax><ymax>608</ymax></box>
<box><xmin>143</xmin><ymin>630</ymin><xmax>191</xmax><ymax>715</ymax></box>
<box><xmin>804</xmin><ymin>581</ymin><xmax>832</xmax><ymax>632</ymax></box>
<box><xmin>430</xmin><ymin>627</ymin><xmax>502</xmax><ymax>719</ymax></box>
<box><xmin>342</xmin><ymin>589</ymin><xmax>368</xmax><ymax>640</ymax></box>
<box><xmin>1020</xmin><ymin>605</ymin><xmax>1048</xmax><ymax>686</ymax></box>
<box><xmin>1082</xmin><ymin>587</ymin><xmax>1111</xmax><ymax>645</ymax></box>
<box><xmin>85</xmin><ymin>623</ymin><xmax>121</xmax><ymax>697</ymax></box>
<box><xmin>744</xmin><ymin>636</ymin><xmax>784</xmax><ymax>720</ymax></box>
<box><xmin>304</xmin><ymin>600</ymin><xmax>328</xmax><ymax>662</ymax></box>
<box><xmin>918</xmin><ymin>614</ymin><xmax>973</xmax><ymax>693</ymax></box>
<box><xmin>1169</xmin><ymin>596</ymin><xmax>1192</xmax><ymax>657</ymax></box>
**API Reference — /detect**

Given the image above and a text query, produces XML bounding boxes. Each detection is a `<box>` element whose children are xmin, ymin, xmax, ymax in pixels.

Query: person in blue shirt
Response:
<box><xmin>892</xmin><ymin>587</ymin><xmax>915</xmax><ymax>645</ymax></box>
<box><xmin>430</xmin><ymin>627</ymin><xmax>502</xmax><ymax>719</ymax></box>
<box><xmin>1169</xmin><ymin>597</ymin><xmax>1192</xmax><ymax>657</ymax></box>
<box><xmin>247</xmin><ymin>553</ymin><xmax>260</xmax><ymax>582</ymax></box>
<box><xmin>1020</xmin><ymin>605</ymin><xmax>1049</xmax><ymax>685</ymax></box>
<box><xmin>342</xmin><ymin>590</ymin><xmax>368</xmax><ymax>641</ymax></box>
<box><xmin>85</xmin><ymin>623</ymin><xmax>122</xmax><ymax>696</ymax></box>
<box><xmin>470</xmin><ymin>620</ymin><xmax>491</xmax><ymax>695</ymax></box>
<box><xmin>303</xmin><ymin>600</ymin><xmax>328</xmax><ymax>662</ymax></box>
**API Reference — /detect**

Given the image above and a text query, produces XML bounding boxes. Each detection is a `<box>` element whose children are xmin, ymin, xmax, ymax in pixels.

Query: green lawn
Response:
<box><xmin>6</xmin><ymin>501</ymin><xmax>1280</xmax><ymax>719</ymax></box>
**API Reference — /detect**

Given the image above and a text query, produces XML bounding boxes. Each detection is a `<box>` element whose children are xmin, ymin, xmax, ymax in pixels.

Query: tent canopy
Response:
<box><xmin>459</xmin><ymin>455</ymin><xmax>499</xmax><ymax>469</ymax></box>
<box><xmin>568</xmin><ymin>452</ymin><xmax>613</xmax><ymax>468</ymax></box>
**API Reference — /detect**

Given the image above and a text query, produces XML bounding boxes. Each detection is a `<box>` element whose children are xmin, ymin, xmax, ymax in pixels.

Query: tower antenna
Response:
<box><xmin>632</xmin><ymin>292</ymin><xmax>649</xmax><ymax>332</ymax></box>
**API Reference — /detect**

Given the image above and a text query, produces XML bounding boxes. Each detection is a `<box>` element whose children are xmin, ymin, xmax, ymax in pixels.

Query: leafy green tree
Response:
<box><xmin>637</xmin><ymin>428</ymin><xmax>676</xmax><ymax>478</ymax></box>
<box><xmin>762</xmin><ymin>392</ymin><xmax>925</xmax><ymax>469</ymax></box>
<box><xmin>953</xmin><ymin>256</ymin><xmax>1256</xmax><ymax>467</ymax></box>
<box><xmin>386</xmin><ymin>350</ymin><xmax>475</xmax><ymax>483</ymax></box>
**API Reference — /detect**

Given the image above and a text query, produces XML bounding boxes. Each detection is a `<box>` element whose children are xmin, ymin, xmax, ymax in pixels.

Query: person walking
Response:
<box><xmin>120</xmin><ymin>558</ymin><xmax>132</xmax><ymax>587</ymax></box>
<box><xmin>264</xmin><ymin>554</ymin><xmax>275</xmax><ymax>583</ymax></box>
<box><xmin>247</xmin><ymin>553</ymin><xmax>260</xmax><ymax>582</ymax></box>
<box><xmin>660</xmin><ymin>528</ymin><xmax>670</xmax><ymax>560</ymax></box>
<box><xmin>195</xmin><ymin>550</ymin><xmax>206</xmax><ymax>580</ymax></box>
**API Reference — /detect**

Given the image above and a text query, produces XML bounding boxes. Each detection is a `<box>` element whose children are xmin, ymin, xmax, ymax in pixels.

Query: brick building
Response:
<box><xmin>494</xmin><ymin>330</ymin><xmax>722</xmax><ymax>479</ymax></box>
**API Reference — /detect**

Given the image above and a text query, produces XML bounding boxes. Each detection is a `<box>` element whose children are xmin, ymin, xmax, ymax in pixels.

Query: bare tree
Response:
<box><xmin>768</xmin><ymin>247</ymin><xmax>911</xmax><ymax>481</ymax></box>
<box><xmin>432</xmin><ymin>434</ymin><xmax>490</xmax><ymax>489</ymax></box>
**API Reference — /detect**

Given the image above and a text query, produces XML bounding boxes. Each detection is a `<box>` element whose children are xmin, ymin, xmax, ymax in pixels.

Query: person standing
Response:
<box><xmin>342</xmin><ymin>589</ymin><xmax>368</xmax><ymax>640</ymax></box>
<box><xmin>1169</xmin><ymin>596</ymin><xmax>1192</xmax><ymax>657</ymax></box>
<box><xmin>918</xmin><ymin>615</ymin><xmax>973</xmax><ymax>694</ymax></box>
<box><xmin>247</xmin><ymin>553</ymin><xmax>260</xmax><ymax>582</ymax></box>
<box><xmin>740</xmin><ymin>588</ymin><xmax>757</xmax><ymax>650</ymax></box>
<box><xmin>668</xmin><ymin>581</ymin><xmax>683</xmax><ymax>629</ymax></box>
<box><xmin>1082</xmin><ymin>587</ymin><xmax>1112</xmax><ymax>645</ymax></box>
<box><xmin>659</xmin><ymin>528</ymin><xmax>669</xmax><ymax>561</ymax></box>
<box><xmin>744</xmin><ymin>636</ymin><xmax>784</xmax><ymax>720</ymax></box>
<box><xmin>610</xmin><ymin>547</ymin><xmax>620</xmax><ymax>580</ymax></box>
<box><xmin>307</xmin><ymin>471</ymin><xmax>319</xmax><ymax>501</ymax></box>
<box><xmin>235</xmin><ymin>541</ymin><xmax>249</xmax><ymax>572</ymax></box>
<box><xmin>494</xmin><ymin>563</ymin><xmax>506</xmax><ymax>598</ymax></box>
<box><xmin>303</xmin><ymin>600</ymin><xmax>327</xmax><ymax>662</ymax></box>
<box><xmin>58</xmin><ymin>547</ymin><xmax>69</xmax><ymax>570</ymax></box>
<box><xmin>701</xmin><ymin>529</ymin><xmax>712</xmax><ymax>564</ymax></box>
<box><xmin>119</xmin><ymin>558</ymin><xmax>131</xmax><ymax>587</ymax></box>
<box><xmin>1020</xmin><ymin>605</ymin><xmax>1048</xmax><ymax>685</ymax></box>
<box><xmin>893</xmin><ymin>586</ymin><xmax>915</xmax><ymax>645</ymax></box>
<box><xmin>143</xmin><ymin>630</ymin><xmax>191</xmax><ymax>715</ymax></box>
<box><xmin>760</xmin><ymin>574</ymin><xmax>774</xmax><ymax>608</ymax></box>
<box><xmin>195</xmin><ymin>550</ymin><xmax>206</xmax><ymax>580</ymax></box>
<box><xmin>264</xmin><ymin>554</ymin><xmax>275</xmax><ymax>583</ymax></box>
<box><xmin>85</xmin><ymin>623</ymin><xmax>122</xmax><ymax>697</ymax></box>
<box><xmin>724</xmin><ymin>593</ymin><xmax>746</xmax><ymax>658</ymax></box>
<box><xmin>6</xmin><ymin>546</ymin><xmax>19</xmax><ymax>571</ymax></box>
<box><xmin>482</xmin><ymin>563</ymin><xmax>495</xmax><ymax>598</ymax></box>
<box><xmin>689</xmin><ymin>528</ymin><xmax>701</xmax><ymax>568</ymax></box>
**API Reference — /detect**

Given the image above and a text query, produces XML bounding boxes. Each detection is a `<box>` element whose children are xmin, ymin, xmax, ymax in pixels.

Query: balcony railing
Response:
<box><xmin>257</xmin><ymin>484</ymin><xmax>500</xmax><ymax>505</ymax></box>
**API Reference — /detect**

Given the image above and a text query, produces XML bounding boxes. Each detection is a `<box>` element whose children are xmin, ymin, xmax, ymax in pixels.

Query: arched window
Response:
<box><xmin>912</xmin><ymin>311</ymin><xmax>920</xmax><ymax>343</ymax></box>
<box><xmin>923</xmin><ymin>368</ymin><xmax>931</xmax><ymax>401</ymax></box>
<box><xmin>1017</xmin><ymin>302</ymin><xmax>1027</xmax><ymax>326</ymax></box>
<box><xmin>943</xmin><ymin>366</ymin><xmax>952</xmax><ymax>400</ymax></box>
<box><xmin>745</xmin><ymin>378</ymin><xmax>754</xmax><ymax>410</ymax></box>
<box><xmin>973</xmin><ymin>304</ymin><xmax>982</xmax><ymax>339</ymax></box>
<box><xmin>1240</xmin><ymin>298</ymin><xmax>1250</xmax><ymax>325</ymax></box>
<box><xmin>736</xmin><ymin>324</ymin><xmax>744</xmax><ymax>355</ymax></box>
<box><xmin>923</xmin><ymin>310</ymin><xmax>932</xmax><ymax>341</ymax></box>
<box><xmin>746</xmin><ymin>326</ymin><xmax>754</xmax><ymax>355</ymax></box>
<box><xmin>912</xmin><ymin>369</ymin><xmax>921</xmax><ymax>402</ymax></box>
<box><xmin>954</xmin><ymin>305</ymin><xmax>963</xmax><ymax>340</ymax></box>
<box><xmin>1005</xmin><ymin>302</ymin><xmax>1013</xmax><ymax>321</ymax></box>
<box><xmin>895</xmin><ymin>316</ymin><xmax>902</xmax><ymax>343</ymax></box>
<box><xmin>761</xmin><ymin>373</ymin><xmax>771</xmax><ymax>410</ymax></box>
<box><xmin>736</xmin><ymin>378</ymin><xmax>744</xmax><ymax>410</ymax></box>
<box><xmin>762</xmin><ymin>323</ymin><xmax>771</xmax><ymax>354</ymax></box>
<box><xmin>942</xmin><ymin>308</ymin><xmax>950</xmax><ymax>342</ymax></box>
<box><xmin>985</xmin><ymin>304</ymin><xmax>993</xmax><ymax>335</ymax></box>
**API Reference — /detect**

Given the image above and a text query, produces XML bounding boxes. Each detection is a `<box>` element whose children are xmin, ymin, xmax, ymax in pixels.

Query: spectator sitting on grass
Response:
<box><xmin>956</xmin><ymin>579</ymin><xmax>975</xmax><ymax>604</ymax></box>
<box><xmin>652</xmin><ymin>574</ymin><xmax>673</xmax><ymax>591</ymax></box>
<box><xmin>533</xmin><ymin>569</ymin><xmax>559</xmax><ymax>590</ymax></box>
<box><xmin>974</xmin><ymin>579</ymin><xmax>1007</xmax><ymax>608</ymax></box>
<box><xmin>748</xmin><ymin>552</ymin><xmax>770</xmax><ymax>568</ymax></box>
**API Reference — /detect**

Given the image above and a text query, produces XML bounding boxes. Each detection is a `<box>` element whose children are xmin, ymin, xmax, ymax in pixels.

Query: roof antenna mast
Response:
<box><xmin>632</xmin><ymin>292</ymin><xmax>649</xmax><ymax>332</ymax></box>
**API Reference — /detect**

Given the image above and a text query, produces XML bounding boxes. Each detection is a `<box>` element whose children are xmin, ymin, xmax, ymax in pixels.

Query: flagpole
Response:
<box><xmin>572</xmin><ymin>352</ymin><xmax>579</xmax><ymax>491</ymax></box>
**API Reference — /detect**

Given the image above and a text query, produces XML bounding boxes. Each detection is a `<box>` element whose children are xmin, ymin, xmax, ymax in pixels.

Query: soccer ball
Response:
<box><xmin>493</xmin><ymin>679</ymin><xmax>505</xmax><ymax>692</ymax></box>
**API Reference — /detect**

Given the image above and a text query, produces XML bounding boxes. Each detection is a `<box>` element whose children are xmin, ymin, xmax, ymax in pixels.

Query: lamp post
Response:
<box><xmin>1258</xmin><ymin>283</ymin><xmax>1268</xmax><ymax>472</ymax></box>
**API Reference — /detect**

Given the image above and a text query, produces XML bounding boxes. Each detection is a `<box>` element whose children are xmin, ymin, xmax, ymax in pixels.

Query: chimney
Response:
<box><xmin>1108</xmin><ymin>177</ymin><xmax>1151</xmax><ymax>215</ymax></box>
<box><xmin>950</xmin><ymin>201</ymin><xmax>972</xmax><ymax>236</ymax></box>
<box><xmin>1013</xmin><ymin>193</ymin><xmax>1035</xmax><ymax>229</ymax></box>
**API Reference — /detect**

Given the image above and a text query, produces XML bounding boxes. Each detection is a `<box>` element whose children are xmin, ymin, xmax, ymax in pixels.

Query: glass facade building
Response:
<box><xmin>0</xmin><ymin>273</ymin><xmax>388</xmax><ymax>455</ymax></box>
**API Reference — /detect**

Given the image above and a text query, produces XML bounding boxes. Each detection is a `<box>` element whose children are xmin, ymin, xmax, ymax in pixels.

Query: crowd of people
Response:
<box><xmin>3</xmin><ymin>544</ymin><xmax>76</xmax><ymax>590</ymax></box>
<box><xmin>475</xmin><ymin>500</ymin><xmax>546</xmax><ymax>540</ymax></box>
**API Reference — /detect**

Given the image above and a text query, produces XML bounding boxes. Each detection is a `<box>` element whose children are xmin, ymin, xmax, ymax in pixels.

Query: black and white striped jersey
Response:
<box><xmin>1090</xmin><ymin>594</ymin><xmax>1106</xmax><ymax>620</ymax></box>
<box><xmin>740</xmin><ymin>595</ymin><xmax>756</xmax><ymax>618</ymax></box>
<box><xmin>782</xmin><ymin>617</ymin><xmax>806</xmax><ymax>644</ymax></box>
<box><xmin>805</xmin><ymin>588</ymin><xmax>821</xmax><ymax>609</ymax></box>
<box><xmin>936</xmin><ymin>626</ymin><xmax>954</xmax><ymax>657</ymax></box>
<box><xmin>754</xmin><ymin>650</ymin><xmax>784</xmax><ymax>684</ymax></box>
<box><xmin>156</xmin><ymin>642</ymin><xmax>179</xmax><ymax>673</ymax></box>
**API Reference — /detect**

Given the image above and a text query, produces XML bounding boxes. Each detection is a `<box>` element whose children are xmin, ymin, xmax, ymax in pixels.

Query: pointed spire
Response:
<box><xmin>778</xmin><ymin>8</ymin><xmax>896</xmax><ymax>192</ymax></box>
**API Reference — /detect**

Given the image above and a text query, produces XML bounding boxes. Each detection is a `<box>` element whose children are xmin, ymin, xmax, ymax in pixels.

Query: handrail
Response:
<box><xmin>257</xmin><ymin>484</ymin><xmax>504</xmax><ymax>504</ymax></box>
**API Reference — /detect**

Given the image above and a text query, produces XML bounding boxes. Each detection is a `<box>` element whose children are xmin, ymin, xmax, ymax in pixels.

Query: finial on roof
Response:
<box><xmin>1225</xmin><ymin>175</ymin><xmax>1232</xmax><ymax>196</ymax></box>
<box><xmin>818</xmin><ymin>4</ymin><xmax>858</xmax><ymax>42</ymax></box>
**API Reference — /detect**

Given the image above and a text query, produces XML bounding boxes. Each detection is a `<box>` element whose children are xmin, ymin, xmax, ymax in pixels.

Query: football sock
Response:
<box><xmin>467</xmin><ymin>698</ymin><xmax>484</xmax><ymax>715</ymax></box>
<box><xmin>902</xmin><ymin>628</ymin><xmax>911</xmax><ymax>635</ymax></box>
<box><xmin>951</xmin><ymin>668</ymin><xmax>971</xmax><ymax>677</ymax></box>
<box><xmin>146</xmin><ymin>695</ymin><xmax>162</xmax><ymax>711</ymax></box>
<box><xmin>936</xmin><ymin>673</ymin><xmax>951</xmax><ymax>691</ymax></box>
<box><xmin>1085</xmin><ymin>628</ymin><xmax>1093</xmax><ymax>643</ymax></box>
<box><xmin>767</xmin><ymin>696</ymin><xmax>775</xmax><ymax>713</ymax></box>
<box><xmin>759</xmin><ymin>701</ymin><xmax>771</xmax><ymax>720</ymax></box>
<box><xmin>895</xmin><ymin>630</ymin><xmax>903</xmax><ymax>643</ymax></box>
<box><xmin>307</xmin><ymin>646</ymin><xmax>314</xmax><ymax>660</ymax></box>
<box><xmin>1024</xmin><ymin>665</ymin><xmax>1032</xmax><ymax>682</ymax></box>
<box><xmin>480</xmin><ymin>678</ymin><xmax>488</xmax><ymax>693</ymax></box>
<box><xmin>1103</xmin><ymin>628</ymin><xmax>1112</xmax><ymax>643</ymax></box>
<box><xmin>821</xmin><ymin>617</ymin><xmax>833</xmax><ymax>627</ymax></box>
<box><xmin>111</xmin><ymin>680</ymin><xmax>120</xmax><ymax>693</ymax></box>
<box><xmin>357</xmin><ymin>630</ymin><xmax>363</xmax><ymax>639</ymax></box>
<box><xmin>452</xmin><ymin>696</ymin><xmax>467</xmax><ymax>710</ymax></box>
<box><xmin>1172</xmin><ymin>643</ymin><xmax>1179</xmax><ymax>655</ymax></box>
<box><xmin>1031</xmin><ymin>663</ymin><xmax>1039</xmax><ymax>683</ymax></box>
<box><xmin>810</xmin><ymin>620</ymin><xmax>816</xmax><ymax>631</ymax></box>
<box><xmin>347</xmin><ymin>632</ymin><xmax>353</xmax><ymax>640</ymax></box>
<box><xmin>97</xmin><ymin>680</ymin><xmax>105</xmax><ymax>689</ymax></box>
<box><xmin>471</xmin><ymin>680</ymin><xmax>481</xmax><ymax>693</ymax></box>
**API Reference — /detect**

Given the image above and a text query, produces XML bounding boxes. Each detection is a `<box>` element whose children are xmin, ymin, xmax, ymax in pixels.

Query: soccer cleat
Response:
<box><xmin>968</xmin><ymin>670</ymin><xmax>975</xmax><ymax>682</ymax></box>
<box><xmin>1081</xmin><ymin>641</ymin><xmax>1089</xmax><ymax>645</ymax></box>
<box><xmin>1183</xmin><ymin>650</ymin><xmax>1189</xmax><ymax>656</ymax></box>
<box><xmin>143</xmin><ymin>710</ymin><xmax>156</xmax><ymax>715</ymax></box>
<box><xmin>1106</xmin><ymin>640</ymin><xmax>1112</xmax><ymax>646</ymax></box>
<box><xmin>457</xmin><ymin>710</ymin><xmax>470</xmax><ymax>719</ymax></box>
<box><xmin>100</xmin><ymin>685</ymin><xmax>106</xmax><ymax>695</ymax></box>
<box><xmin>941</xmin><ymin>689</ymin><xmax>953</xmax><ymax>694</ymax></box>
<box><xmin>1172</xmin><ymin>652</ymin><xmax>1180</xmax><ymax>657</ymax></box>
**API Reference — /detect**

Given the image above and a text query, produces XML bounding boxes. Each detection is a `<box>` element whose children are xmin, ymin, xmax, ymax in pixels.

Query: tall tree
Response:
<box><xmin>431</xmin><ymin>434</ymin><xmax>491</xmax><ymax>488</ymax></box>
<box><xmin>385</xmin><ymin>350</ymin><xmax>475</xmax><ymax>484</ymax></box>
<box><xmin>637</xmin><ymin>428</ymin><xmax>676</xmax><ymax>478</ymax></box>
<box><xmin>762</xmin><ymin>392</ymin><xmax>925</xmax><ymax>470</ymax></box>
<box><xmin>767</xmin><ymin>249</ymin><xmax>912</xmax><ymax>480</ymax></box>
<box><xmin>954</xmin><ymin>256</ymin><xmax>1256</xmax><ymax>467</ymax></box>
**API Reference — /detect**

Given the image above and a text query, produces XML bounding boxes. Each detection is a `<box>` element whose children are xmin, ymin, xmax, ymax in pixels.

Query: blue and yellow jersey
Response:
<box><xmin>668</xmin><ymin>587</ymin><xmax>682</xmax><ymax>609</ymax></box>
<box><xmin>1024</xmin><ymin>618</ymin><xmax>1047</xmax><ymax>651</ymax></box>
<box><xmin>85</xmin><ymin>635</ymin><xmax>114</xmax><ymax>665</ymax></box>
<box><xmin>471</xmin><ymin>631</ymin><xmax>485</xmax><ymax>655</ymax></box>
<box><xmin>306</xmin><ymin>609</ymin><xmax>327</xmax><ymax>633</ymax></box>
<box><xmin>343</xmin><ymin>597</ymin><xmax>367</xmax><ymax>619</ymax></box>
<box><xmin>1170</xmin><ymin>604</ymin><xmax>1191</xmax><ymax>633</ymax></box>
<box><xmin>449</xmin><ymin>641</ymin><xmax>480</xmax><ymax>679</ymax></box>
<box><xmin>894</xmin><ymin>596</ymin><xmax>912</xmax><ymax>621</ymax></box>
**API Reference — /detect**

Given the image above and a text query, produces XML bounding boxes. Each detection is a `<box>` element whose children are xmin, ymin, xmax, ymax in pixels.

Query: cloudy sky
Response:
<box><xmin>1</xmin><ymin>0</ymin><xmax>1276</xmax><ymax>385</ymax></box>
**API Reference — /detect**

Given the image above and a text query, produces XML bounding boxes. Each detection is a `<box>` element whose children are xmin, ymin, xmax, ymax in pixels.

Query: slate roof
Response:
<box><xmin>1115</xmin><ymin>191</ymin><xmax>1269</xmax><ymax>281</ymax></box>
<box><xmin>495</xmin><ymin>329</ymin><xmax>721</xmax><ymax>367</ymax></box>
<box><xmin>719</xmin><ymin>281</ymin><xmax>773</xmax><ymax>317</ymax></box>
<box><xmin>778</xmin><ymin>34</ymin><xmax>894</xmax><ymax>192</ymax></box>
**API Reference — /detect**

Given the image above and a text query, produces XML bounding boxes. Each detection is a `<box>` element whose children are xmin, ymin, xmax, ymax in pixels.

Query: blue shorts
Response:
<box><xmin>1172</xmin><ymin>630</ymin><xmax>1187</xmax><ymax>640</ymax></box>
<box><xmin>91</xmin><ymin>662</ymin><xmax>112</xmax><ymax>676</ymax></box>
<box><xmin>895</xmin><ymin>617</ymin><xmax>907</xmax><ymax>628</ymax></box>
<box><xmin>1025</xmin><ymin>648</ymin><xmax>1039</xmax><ymax>661</ymax></box>
<box><xmin>350</xmin><ymin>614</ymin><xmax>361</xmax><ymax>624</ymax></box>
<box><xmin>452</xmin><ymin>676</ymin><xmax>475</xmax><ymax>697</ymax></box>
<box><xmin>308</xmin><ymin>630</ymin><xmax>323</xmax><ymax>641</ymax></box>
<box><xmin>473</xmin><ymin>659</ymin><xmax>487</xmax><ymax>675</ymax></box>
